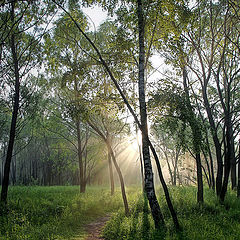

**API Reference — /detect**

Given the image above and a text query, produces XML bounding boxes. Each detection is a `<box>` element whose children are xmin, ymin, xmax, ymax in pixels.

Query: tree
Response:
<box><xmin>137</xmin><ymin>0</ymin><xmax>165</xmax><ymax>227</ymax></box>
<box><xmin>44</xmin><ymin>7</ymin><xmax>97</xmax><ymax>192</ymax></box>
<box><xmin>151</xmin><ymin>0</ymin><xmax>240</xmax><ymax>202</ymax></box>
<box><xmin>52</xmin><ymin>0</ymin><xmax>181</xmax><ymax>230</ymax></box>
<box><xmin>182</xmin><ymin>0</ymin><xmax>240</xmax><ymax>201</ymax></box>
<box><xmin>0</xmin><ymin>0</ymin><xmax>56</xmax><ymax>203</ymax></box>
<box><xmin>152</xmin><ymin>122</ymin><xmax>183</xmax><ymax>186</ymax></box>
<box><xmin>87</xmin><ymin>111</ymin><xmax>130</xmax><ymax>215</ymax></box>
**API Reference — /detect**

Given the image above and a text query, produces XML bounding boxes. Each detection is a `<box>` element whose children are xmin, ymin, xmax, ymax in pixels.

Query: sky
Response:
<box><xmin>82</xmin><ymin>5</ymin><xmax>109</xmax><ymax>31</ymax></box>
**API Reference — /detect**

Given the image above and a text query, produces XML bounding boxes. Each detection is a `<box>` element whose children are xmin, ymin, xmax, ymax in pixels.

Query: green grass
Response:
<box><xmin>0</xmin><ymin>186</ymin><xmax>123</xmax><ymax>240</ymax></box>
<box><xmin>2</xmin><ymin>186</ymin><xmax>240</xmax><ymax>240</ymax></box>
<box><xmin>103</xmin><ymin>186</ymin><xmax>240</xmax><ymax>240</ymax></box>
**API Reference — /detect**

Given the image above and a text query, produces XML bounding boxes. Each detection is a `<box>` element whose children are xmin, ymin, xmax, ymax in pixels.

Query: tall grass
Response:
<box><xmin>0</xmin><ymin>186</ymin><xmax>122</xmax><ymax>240</ymax></box>
<box><xmin>103</xmin><ymin>186</ymin><xmax>240</xmax><ymax>240</ymax></box>
<box><xmin>2</xmin><ymin>186</ymin><xmax>240</xmax><ymax>240</ymax></box>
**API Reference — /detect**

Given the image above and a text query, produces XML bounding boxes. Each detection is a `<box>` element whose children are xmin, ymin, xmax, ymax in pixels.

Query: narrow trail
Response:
<box><xmin>84</xmin><ymin>215</ymin><xmax>111</xmax><ymax>240</ymax></box>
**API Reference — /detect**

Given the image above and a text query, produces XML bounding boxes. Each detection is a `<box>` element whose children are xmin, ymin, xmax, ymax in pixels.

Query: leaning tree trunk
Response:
<box><xmin>87</xmin><ymin>120</ymin><xmax>129</xmax><ymax>216</ymax></box>
<box><xmin>137</xmin><ymin>0</ymin><xmax>165</xmax><ymax>228</ymax></box>
<box><xmin>1</xmin><ymin>2</ymin><xmax>20</xmax><ymax>204</ymax></box>
<box><xmin>149</xmin><ymin>141</ymin><xmax>180</xmax><ymax>230</ymax></box>
<box><xmin>106</xmin><ymin>140</ymin><xmax>129</xmax><ymax>216</ymax></box>
<box><xmin>206</xmin><ymin>135</ymin><xmax>215</xmax><ymax>191</ymax></box>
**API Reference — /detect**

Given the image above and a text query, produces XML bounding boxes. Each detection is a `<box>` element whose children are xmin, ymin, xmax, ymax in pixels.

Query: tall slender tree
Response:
<box><xmin>137</xmin><ymin>0</ymin><xmax>164</xmax><ymax>228</ymax></box>
<box><xmin>1</xmin><ymin>2</ymin><xmax>20</xmax><ymax>203</ymax></box>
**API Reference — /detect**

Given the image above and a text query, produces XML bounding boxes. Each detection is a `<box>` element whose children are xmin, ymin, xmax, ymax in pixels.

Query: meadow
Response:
<box><xmin>0</xmin><ymin>186</ymin><xmax>123</xmax><ymax>240</ymax></box>
<box><xmin>1</xmin><ymin>186</ymin><xmax>240</xmax><ymax>239</ymax></box>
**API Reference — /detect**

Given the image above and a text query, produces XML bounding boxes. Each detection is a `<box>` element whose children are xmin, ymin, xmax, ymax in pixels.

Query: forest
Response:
<box><xmin>0</xmin><ymin>0</ymin><xmax>240</xmax><ymax>239</ymax></box>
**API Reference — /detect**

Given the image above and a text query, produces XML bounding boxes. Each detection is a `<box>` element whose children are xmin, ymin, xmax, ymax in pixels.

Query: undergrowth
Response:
<box><xmin>103</xmin><ymin>186</ymin><xmax>240</xmax><ymax>240</ymax></box>
<box><xmin>2</xmin><ymin>186</ymin><xmax>240</xmax><ymax>240</ymax></box>
<box><xmin>0</xmin><ymin>186</ymin><xmax>122</xmax><ymax>240</ymax></box>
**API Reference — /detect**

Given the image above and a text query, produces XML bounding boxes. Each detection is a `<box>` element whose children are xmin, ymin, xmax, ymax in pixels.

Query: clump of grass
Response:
<box><xmin>0</xmin><ymin>186</ymin><xmax>123</xmax><ymax>240</ymax></box>
<box><xmin>103</xmin><ymin>186</ymin><xmax>240</xmax><ymax>240</ymax></box>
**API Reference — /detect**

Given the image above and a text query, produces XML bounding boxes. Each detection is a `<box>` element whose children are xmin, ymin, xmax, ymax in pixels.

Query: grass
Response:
<box><xmin>1</xmin><ymin>185</ymin><xmax>240</xmax><ymax>239</ymax></box>
<box><xmin>103</xmin><ymin>186</ymin><xmax>240</xmax><ymax>240</ymax></box>
<box><xmin>0</xmin><ymin>185</ymin><xmax>123</xmax><ymax>240</ymax></box>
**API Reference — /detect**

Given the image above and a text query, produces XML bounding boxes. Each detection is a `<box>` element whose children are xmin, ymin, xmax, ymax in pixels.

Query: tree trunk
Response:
<box><xmin>173</xmin><ymin>149</ymin><xmax>180</xmax><ymax>186</ymax></box>
<box><xmin>205</xmin><ymin>134</ymin><xmax>215</xmax><ymax>191</ymax></box>
<box><xmin>136</xmin><ymin>126</ymin><xmax>144</xmax><ymax>192</ymax></box>
<box><xmin>139</xmin><ymin>144</ymin><xmax>145</xmax><ymax>191</ymax></box>
<box><xmin>137</xmin><ymin>0</ymin><xmax>165</xmax><ymax>229</ymax></box>
<box><xmin>76</xmin><ymin>119</ymin><xmax>85</xmax><ymax>193</ymax></box>
<box><xmin>108</xmin><ymin>150</ymin><xmax>115</xmax><ymax>195</ymax></box>
<box><xmin>237</xmin><ymin>139</ymin><xmax>240</xmax><ymax>198</ymax></box>
<box><xmin>196</xmin><ymin>153</ymin><xmax>204</xmax><ymax>202</ymax></box>
<box><xmin>106</xmin><ymin>139</ymin><xmax>129</xmax><ymax>216</ymax></box>
<box><xmin>231</xmin><ymin>137</ymin><xmax>236</xmax><ymax>190</ymax></box>
<box><xmin>202</xmin><ymin>151</ymin><xmax>212</xmax><ymax>189</ymax></box>
<box><xmin>87</xmin><ymin>120</ymin><xmax>129</xmax><ymax>216</ymax></box>
<box><xmin>202</xmin><ymin>87</ymin><xmax>223</xmax><ymax>196</ymax></box>
<box><xmin>220</xmin><ymin>114</ymin><xmax>233</xmax><ymax>202</ymax></box>
<box><xmin>1</xmin><ymin>2</ymin><xmax>20</xmax><ymax>204</ymax></box>
<box><xmin>183</xmin><ymin>67</ymin><xmax>204</xmax><ymax>203</ymax></box>
<box><xmin>149</xmin><ymin>141</ymin><xmax>180</xmax><ymax>230</ymax></box>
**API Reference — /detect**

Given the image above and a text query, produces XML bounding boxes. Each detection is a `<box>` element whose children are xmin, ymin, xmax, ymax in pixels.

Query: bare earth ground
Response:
<box><xmin>84</xmin><ymin>215</ymin><xmax>111</xmax><ymax>240</ymax></box>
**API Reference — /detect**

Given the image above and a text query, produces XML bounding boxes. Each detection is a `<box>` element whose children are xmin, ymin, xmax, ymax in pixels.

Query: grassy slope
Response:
<box><xmin>103</xmin><ymin>186</ymin><xmax>240</xmax><ymax>240</ymax></box>
<box><xmin>0</xmin><ymin>186</ymin><xmax>123</xmax><ymax>240</ymax></box>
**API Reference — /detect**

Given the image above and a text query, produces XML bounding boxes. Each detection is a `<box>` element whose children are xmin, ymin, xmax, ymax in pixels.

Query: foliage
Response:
<box><xmin>149</xmin><ymin>80</ymin><xmax>202</xmax><ymax>153</ymax></box>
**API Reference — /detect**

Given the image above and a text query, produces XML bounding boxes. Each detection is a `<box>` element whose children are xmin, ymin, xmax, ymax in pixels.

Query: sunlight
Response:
<box><xmin>130</xmin><ymin>130</ymin><xmax>142</xmax><ymax>152</ymax></box>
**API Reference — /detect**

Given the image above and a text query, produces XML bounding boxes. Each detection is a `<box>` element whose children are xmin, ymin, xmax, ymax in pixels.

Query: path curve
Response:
<box><xmin>85</xmin><ymin>215</ymin><xmax>111</xmax><ymax>240</ymax></box>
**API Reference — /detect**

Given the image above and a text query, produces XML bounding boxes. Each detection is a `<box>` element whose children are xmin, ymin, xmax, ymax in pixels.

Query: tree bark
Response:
<box><xmin>136</xmin><ymin>125</ymin><xmax>144</xmax><ymax>192</ymax></box>
<box><xmin>202</xmin><ymin>150</ymin><xmax>212</xmax><ymax>189</ymax></box>
<box><xmin>108</xmin><ymin>150</ymin><xmax>115</xmax><ymax>195</ymax></box>
<box><xmin>220</xmin><ymin>114</ymin><xmax>233</xmax><ymax>202</ymax></box>
<box><xmin>76</xmin><ymin>118</ymin><xmax>85</xmax><ymax>193</ymax></box>
<box><xmin>206</xmin><ymin>134</ymin><xmax>215</xmax><ymax>191</ymax></box>
<box><xmin>231</xmin><ymin>137</ymin><xmax>236</xmax><ymax>190</ymax></box>
<box><xmin>107</xmin><ymin>139</ymin><xmax>129</xmax><ymax>216</ymax></box>
<box><xmin>137</xmin><ymin>0</ymin><xmax>165</xmax><ymax>229</ymax></box>
<box><xmin>237</xmin><ymin>139</ymin><xmax>240</xmax><ymax>198</ymax></box>
<box><xmin>183</xmin><ymin>67</ymin><xmax>203</xmax><ymax>203</ymax></box>
<box><xmin>1</xmin><ymin>2</ymin><xmax>20</xmax><ymax>204</ymax></box>
<box><xmin>196</xmin><ymin>153</ymin><xmax>204</xmax><ymax>202</ymax></box>
<box><xmin>149</xmin><ymin>141</ymin><xmax>180</xmax><ymax>230</ymax></box>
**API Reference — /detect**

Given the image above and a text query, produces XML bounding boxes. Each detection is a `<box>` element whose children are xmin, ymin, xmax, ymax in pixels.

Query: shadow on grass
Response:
<box><xmin>129</xmin><ymin>193</ymin><xmax>167</xmax><ymax>240</ymax></box>
<box><xmin>129</xmin><ymin>193</ymin><xmax>151</xmax><ymax>239</ymax></box>
<box><xmin>142</xmin><ymin>193</ymin><xmax>150</xmax><ymax>239</ymax></box>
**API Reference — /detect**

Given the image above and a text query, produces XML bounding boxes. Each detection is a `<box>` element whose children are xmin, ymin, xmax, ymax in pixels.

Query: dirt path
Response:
<box><xmin>84</xmin><ymin>215</ymin><xmax>111</xmax><ymax>240</ymax></box>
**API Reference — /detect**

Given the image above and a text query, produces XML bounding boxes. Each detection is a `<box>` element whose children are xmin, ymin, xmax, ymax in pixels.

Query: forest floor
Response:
<box><xmin>4</xmin><ymin>186</ymin><xmax>240</xmax><ymax>239</ymax></box>
<box><xmin>84</xmin><ymin>215</ymin><xmax>111</xmax><ymax>240</ymax></box>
